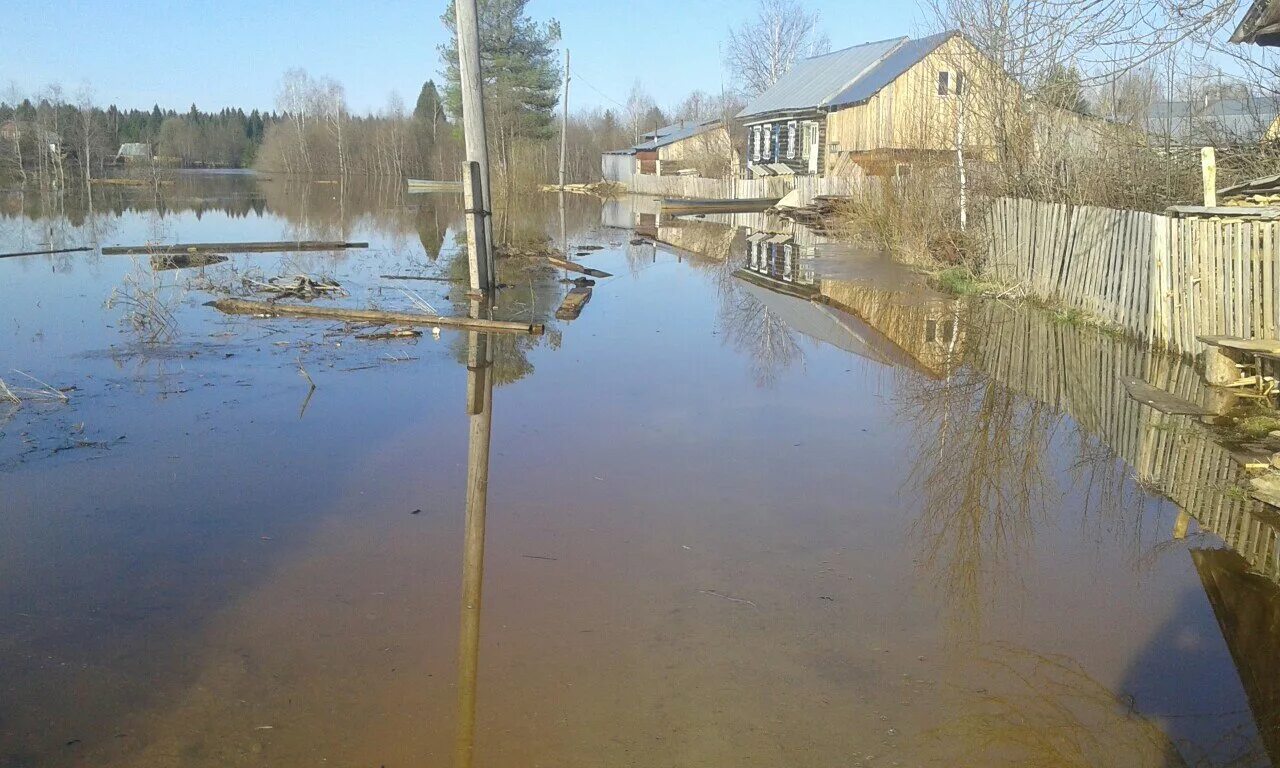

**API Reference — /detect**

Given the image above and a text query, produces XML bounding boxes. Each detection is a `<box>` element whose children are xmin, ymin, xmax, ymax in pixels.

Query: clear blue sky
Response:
<box><xmin>2</xmin><ymin>0</ymin><xmax>923</xmax><ymax>115</ymax></box>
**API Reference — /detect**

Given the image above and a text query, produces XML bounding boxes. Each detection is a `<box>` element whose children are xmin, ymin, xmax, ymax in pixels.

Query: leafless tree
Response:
<box><xmin>277</xmin><ymin>68</ymin><xmax>315</xmax><ymax>174</ymax></box>
<box><xmin>723</xmin><ymin>0</ymin><xmax>830</xmax><ymax>96</ymax></box>
<box><xmin>75</xmin><ymin>84</ymin><xmax>98</xmax><ymax>206</ymax></box>
<box><xmin>624</xmin><ymin>81</ymin><xmax>656</xmax><ymax>143</ymax></box>
<box><xmin>321</xmin><ymin>78</ymin><xmax>348</xmax><ymax>179</ymax></box>
<box><xmin>4</xmin><ymin>82</ymin><xmax>26</xmax><ymax>185</ymax></box>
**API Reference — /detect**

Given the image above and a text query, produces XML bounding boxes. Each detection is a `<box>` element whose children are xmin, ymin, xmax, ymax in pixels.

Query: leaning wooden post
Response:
<box><xmin>1202</xmin><ymin>146</ymin><xmax>1217</xmax><ymax>208</ymax></box>
<box><xmin>462</xmin><ymin>161</ymin><xmax>491</xmax><ymax>295</ymax></box>
<box><xmin>454</xmin><ymin>0</ymin><xmax>495</xmax><ymax>291</ymax></box>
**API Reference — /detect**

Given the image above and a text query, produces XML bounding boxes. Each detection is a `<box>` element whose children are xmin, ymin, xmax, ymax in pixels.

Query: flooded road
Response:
<box><xmin>3</xmin><ymin>173</ymin><xmax>1279</xmax><ymax>767</ymax></box>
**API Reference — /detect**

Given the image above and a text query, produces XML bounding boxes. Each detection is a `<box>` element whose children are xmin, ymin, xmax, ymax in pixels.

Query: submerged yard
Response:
<box><xmin>2</xmin><ymin>172</ymin><xmax>1279</xmax><ymax>767</ymax></box>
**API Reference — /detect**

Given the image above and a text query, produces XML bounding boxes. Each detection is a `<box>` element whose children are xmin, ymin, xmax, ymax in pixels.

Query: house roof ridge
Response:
<box><xmin>816</xmin><ymin>37</ymin><xmax>911</xmax><ymax>107</ymax></box>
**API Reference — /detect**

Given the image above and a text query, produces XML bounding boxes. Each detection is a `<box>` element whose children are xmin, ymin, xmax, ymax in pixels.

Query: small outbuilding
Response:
<box><xmin>114</xmin><ymin>143</ymin><xmax>153</xmax><ymax>163</ymax></box>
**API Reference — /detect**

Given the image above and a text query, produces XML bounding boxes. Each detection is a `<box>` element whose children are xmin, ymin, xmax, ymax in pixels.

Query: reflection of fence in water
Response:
<box><xmin>967</xmin><ymin>302</ymin><xmax>1280</xmax><ymax>583</ymax></box>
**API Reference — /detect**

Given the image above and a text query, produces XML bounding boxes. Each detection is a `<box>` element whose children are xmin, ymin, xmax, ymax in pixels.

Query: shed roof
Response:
<box><xmin>1146</xmin><ymin>96</ymin><xmax>1280</xmax><ymax>144</ymax></box>
<box><xmin>738</xmin><ymin>37</ymin><xmax>906</xmax><ymax>119</ymax></box>
<box><xmin>629</xmin><ymin>119</ymin><xmax>722</xmax><ymax>153</ymax></box>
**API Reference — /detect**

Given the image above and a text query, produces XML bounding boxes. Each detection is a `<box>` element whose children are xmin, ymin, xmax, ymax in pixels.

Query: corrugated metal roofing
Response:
<box><xmin>737</xmin><ymin>37</ymin><xmax>907</xmax><ymax>118</ymax></box>
<box><xmin>828</xmin><ymin>31</ymin><xmax>956</xmax><ymax>108</ymax></box>
<box><xmin>1146</xmin><ymin>97</ymin><xmax>1280</xmax><ymax>144</ymax></box>
<box><xmin>631</xmin><ymin>119</ymin><xmax>721</xmax><ymax>152</ymax></box>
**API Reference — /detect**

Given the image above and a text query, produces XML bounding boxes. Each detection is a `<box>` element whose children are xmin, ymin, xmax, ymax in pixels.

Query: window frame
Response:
<box><xmin>937</xmin><ymin>71</ymin><xmax>950</xmax><ymax>97</ymax></box>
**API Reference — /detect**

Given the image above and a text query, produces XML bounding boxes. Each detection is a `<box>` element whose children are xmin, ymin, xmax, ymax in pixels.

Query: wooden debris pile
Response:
<box><xmin>246</xmin><ymin>274</ymin><xmax>347</xmax><ymax>301</ymax></box>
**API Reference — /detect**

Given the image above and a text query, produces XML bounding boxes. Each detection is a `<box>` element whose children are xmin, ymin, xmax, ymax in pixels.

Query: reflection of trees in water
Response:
<box><xmin>896</xmin><ymin>301</ymin><xmax>1209</xmax><ymax>634</ymax></box>
<box><xmin>715</xmin><ymin>279</ymin><xmax>804</xmax><ymax>388</ymax></box>
<box><xmin>0</xmin><ymin>188</ymin><xmax>118</xmax><ymax>267</ymax></box>
<box><xmin>897</xmin><ymin>367</ymin><xmax>1058</xmax><ymax>633</ymax></box>
<box><xmin>918</xmin><ymin>643</ymin><xmax>1185</xmax><ymax>767</ymax></box>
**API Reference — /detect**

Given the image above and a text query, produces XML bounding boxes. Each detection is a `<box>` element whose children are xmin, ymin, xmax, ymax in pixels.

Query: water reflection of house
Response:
<box><xmin>735</xmin><ymin>231</ymin><xmax>963</xmax><ymax>377</ymax></box>
<box><xmin>1192</xmin><ymin>548</ymin><xmax>1280</xmax><ymax>763</ymax></box>
<box><xmin>745</xmin><ymin>230</ymin><xmax>813</xmax><ymax>288</ymax></box>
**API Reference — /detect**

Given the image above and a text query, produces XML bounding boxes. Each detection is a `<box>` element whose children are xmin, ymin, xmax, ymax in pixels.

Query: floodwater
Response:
<box><xmin>3</xmin><ymin>172</ymin><xmax>1280</xmax><ymax>767</ymax></box>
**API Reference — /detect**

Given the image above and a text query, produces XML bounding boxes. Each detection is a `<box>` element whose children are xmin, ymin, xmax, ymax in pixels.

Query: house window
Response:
<box><xmin>955</xmin><ymin>70</ymin><xmax>965</xmax><ymax>96</ymax></box>
<box><xmin>751</xmin><ymin>126</ymin><xmax>761</xmax><ymax>161</ymax></box>
<box><xmin>937</xmin><ymin>71</ymin><xmax>950</xmax><ymax>96</ymax></box>
<box><xmin>763</xmin><ymin>124</ymin><xmax>772</xmax><ymax>160</ymax></box>
<box><xmin>787</xmin><ymin>121</ymin><xmax>798</xmax><ymax>160</ymax></box>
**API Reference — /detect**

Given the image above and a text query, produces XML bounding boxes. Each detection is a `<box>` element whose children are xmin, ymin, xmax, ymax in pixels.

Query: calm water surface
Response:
<box><xmin>2</xmin><ymin>173</ymin><xmax>1278</xmax><ymax>767</ymax></box>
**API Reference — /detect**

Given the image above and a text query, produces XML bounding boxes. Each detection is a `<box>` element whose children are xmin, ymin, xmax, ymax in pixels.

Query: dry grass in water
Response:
<box><xmin>0</xmin><ymin>370</ymin><xmax>71</xmax><ymax>406</ymax></box>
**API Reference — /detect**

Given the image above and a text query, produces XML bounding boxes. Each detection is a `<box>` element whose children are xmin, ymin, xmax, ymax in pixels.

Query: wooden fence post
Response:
<box><xmin>1202</xmin><ymin>147</ymin><xmax>1217</xmax><ymax>208</ymax></box>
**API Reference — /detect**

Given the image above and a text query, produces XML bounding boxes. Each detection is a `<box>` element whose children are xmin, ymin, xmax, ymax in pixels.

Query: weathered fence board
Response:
<box><xmin>985</xmin><ymin>197</ymin><xmax>1280</xmax><ymax>357</ymax></box>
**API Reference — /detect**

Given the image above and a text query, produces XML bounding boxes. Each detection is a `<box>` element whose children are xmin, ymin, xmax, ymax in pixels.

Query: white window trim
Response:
<box><xmin>786</xmin><ymin>121</ymin><xmax>798</xmax><ymax>160</ymax></box>
<box><xmin>751</xmin><ymin>126</ymin><xmax>761</xmax><ymax>161</ymax></box>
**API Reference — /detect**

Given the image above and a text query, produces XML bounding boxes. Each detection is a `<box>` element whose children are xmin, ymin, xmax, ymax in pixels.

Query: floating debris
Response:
<box><xmin>246</xmin><ymin>274</ymin><xmax>347</xmax><ymax>301</ymax></box>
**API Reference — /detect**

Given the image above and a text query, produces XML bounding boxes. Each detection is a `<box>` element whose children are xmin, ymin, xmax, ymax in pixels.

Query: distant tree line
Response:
<box><xmin>0</xmin><ymin>84</ymin><xmax>281</xmax><ymax>187</ymax></box>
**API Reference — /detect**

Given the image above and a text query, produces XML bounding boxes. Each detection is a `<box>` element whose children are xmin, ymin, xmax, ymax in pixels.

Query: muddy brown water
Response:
<box><xmin>2</xmin><ymin>172</ymin><xmax>1279</xmax><ymax>767</ymax></box>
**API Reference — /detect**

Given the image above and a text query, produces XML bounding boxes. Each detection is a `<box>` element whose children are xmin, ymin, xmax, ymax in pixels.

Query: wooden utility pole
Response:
<box><xmin>454</xmin><ymin>322</ymin><xmax>493</xmax><ymax>768</ymax></box>
<box><xmin>454</xmin><ymin>0</ymin><xmax>495</xmax><ymax>292</ymax></box>
<box><xmin>559</xmin><ymin>49</ymin><xmax>570</xmax><ymax>189</ymax></box>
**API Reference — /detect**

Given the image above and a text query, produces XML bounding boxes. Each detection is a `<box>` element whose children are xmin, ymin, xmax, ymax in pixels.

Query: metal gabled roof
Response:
<box><xmin>828</xmin><ymin>30</ymin><xmax>957</xmax><ymax>108</ymax></box>
<box><xmin>631</xmin><ymin>119</ymin><xmax>722</xmax><ymax>152</ymax></box>
<box><xmin>737</xmin><ymin>36</ymin><xmax>907</xmax><ymax>119</ymax></box>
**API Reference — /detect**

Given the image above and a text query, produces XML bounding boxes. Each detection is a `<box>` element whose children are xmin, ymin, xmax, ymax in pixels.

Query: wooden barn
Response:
<box><xmin>737</xmin><ymin>31</ymin><xmax>1011</xmax><ymax>178</ymax></box>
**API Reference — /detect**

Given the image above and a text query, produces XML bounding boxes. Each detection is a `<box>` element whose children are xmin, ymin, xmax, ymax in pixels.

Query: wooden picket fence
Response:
<box><xmin>985</xmin><ymin>197</ymin><xmax>1280</xmax><ymax>357</ymax></box>
<box><xmin>624</xmin><ymin>169</ymin><xmax>867</xmax><ymax>207</ymax></box>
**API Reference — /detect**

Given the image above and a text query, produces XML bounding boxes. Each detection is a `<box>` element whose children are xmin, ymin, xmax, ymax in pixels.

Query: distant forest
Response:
<box><xmin>0</xmin><ymin>98</ymin><xmax>278</xmax><ymax>169</ymax></box>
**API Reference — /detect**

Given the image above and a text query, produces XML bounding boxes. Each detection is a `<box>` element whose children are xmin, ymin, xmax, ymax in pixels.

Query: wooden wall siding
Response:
<box><xmin>824</xmin><ymin>36</ymin><xmax>1008</xmax><ymax>164</ymax></box>
<box><xmin>985</xmin><ymin>197</ymin><xmax>1280</xmax><ymax>357</ymax></box>
<box><xmin>968</xmin><ymin>302</ymin><xmax>1280</xmax><ymax>584</ymax></box>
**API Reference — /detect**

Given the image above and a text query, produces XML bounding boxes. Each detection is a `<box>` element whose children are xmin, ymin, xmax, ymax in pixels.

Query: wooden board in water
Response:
<box><xmin>1121</xmin><ymin>375</ymin><xmax>1213</xmax><ymax>416</ymax></box>
<box><xmin>660</xmin><ymin>198</ymin><xmax>781</xmax><ymax>215</ymax></box>
<box><xmin>103</xmin><ymin>241</ymin><xmax>368</xmax><ymax>256</ymax></box>
<box><xmin>555</xmin><ymin>287</ymin><xmax>592</xmax><ymax>320</ymax></box>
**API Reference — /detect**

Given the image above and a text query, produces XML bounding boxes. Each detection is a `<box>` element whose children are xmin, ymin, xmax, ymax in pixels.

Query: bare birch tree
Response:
<box><xmin>723</xmin><ymin>0</ymin><xmax>830</xmax><ymax>96</ymax></box>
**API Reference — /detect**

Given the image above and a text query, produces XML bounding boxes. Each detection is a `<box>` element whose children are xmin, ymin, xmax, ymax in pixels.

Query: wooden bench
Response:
<box><xmin>1198</xmin><ymin>335</ymin><xmax>1280</xmax><ymax>395</ymax></box>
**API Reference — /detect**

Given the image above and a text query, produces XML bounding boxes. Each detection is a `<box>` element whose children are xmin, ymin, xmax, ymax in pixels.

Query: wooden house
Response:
<box><xmin>601</xmin><ymin>119</ymin><xmax>736</xmax><ymax>182</ymax></box>
<box><xmin>737</xmin><ymin>31</ymin><xmax>1010</xmax><ymax>177</ymax></box>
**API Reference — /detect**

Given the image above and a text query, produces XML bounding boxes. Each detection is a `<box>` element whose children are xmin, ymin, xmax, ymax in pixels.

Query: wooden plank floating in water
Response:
<box><xmin>102</xmin><ymin>241</ymin><xmax>369</xmax><ymax>256</ymax></box>
<box><xmin>660</xmin><ymin>197</ymin><xmax>781</xmax><ymax>215</ymax></box>
<box><xmin>1121</xmin><ymin>375</ymin><xmax>1214</xmax><ymax>416</ymax></box>
<box><xmin>205</xmin><ymin>298</ymin><xmax>543</xmax><ymax>335</ymax></box>
<box><xmin>554</xmin><ymin>286</ymin><xmax>592</xmax><ymax>320</ymax></box>
<box><xmin>380</xmin><ymin>274</ymin><xmax>459</xmax><ymax>283</ymax></box>
<box><xmin>0</xmin><ymin>246</ymin><xmax>93</xmax><ymax>260</ymax></box>
<box><xmin>545</xmin><ymin>256</ymin><xmax>612</xmax><ymax>278</ymax></box>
